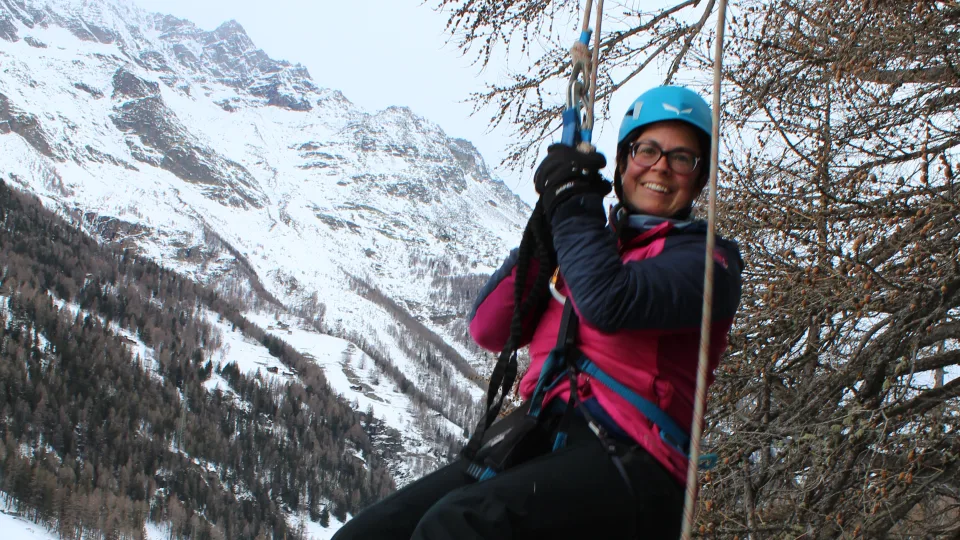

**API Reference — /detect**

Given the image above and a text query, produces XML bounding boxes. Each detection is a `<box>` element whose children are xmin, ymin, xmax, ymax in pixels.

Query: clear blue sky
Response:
<box><xmin>132</xmin><ymin>0</ymin><xmax>656</xmax><ymax>205</ymax></box>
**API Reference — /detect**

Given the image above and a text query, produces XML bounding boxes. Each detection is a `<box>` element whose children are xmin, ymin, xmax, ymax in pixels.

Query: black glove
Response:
<box><xmin>533</xmin><ymin>144</ymin><xmax>611</xmax><ymax>220</ymax></box>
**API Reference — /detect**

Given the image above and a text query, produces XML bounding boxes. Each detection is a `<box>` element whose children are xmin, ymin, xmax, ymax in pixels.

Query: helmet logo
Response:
<box><xmin>631</xmin><ymin>101</ymin><xmax>643</xmax><ymax>119</ymax></box>
<box><xmin>662</xmin><ymin>103</ymin><xmax>693</xmax><ymax>115</ymax></box>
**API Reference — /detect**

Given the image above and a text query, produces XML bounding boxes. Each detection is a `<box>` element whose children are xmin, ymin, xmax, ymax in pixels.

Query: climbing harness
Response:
<box><xmin>466</xmin><ymin>274</ymin><xmax>716</xmax><ymax>487</ymax></box>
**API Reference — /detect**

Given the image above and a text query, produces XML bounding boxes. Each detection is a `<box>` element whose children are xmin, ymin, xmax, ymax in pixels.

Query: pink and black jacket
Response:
<box><xmin>468</xmin><ymin>192</ymin><xmax>743</xmax><ymax>483</ymax></box>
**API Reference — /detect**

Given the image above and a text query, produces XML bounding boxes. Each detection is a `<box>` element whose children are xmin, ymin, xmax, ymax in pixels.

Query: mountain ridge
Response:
<box><xmin>0</xmin><ymin>0</ymin><xmax>529</xmax><ymax>494</ymax></box>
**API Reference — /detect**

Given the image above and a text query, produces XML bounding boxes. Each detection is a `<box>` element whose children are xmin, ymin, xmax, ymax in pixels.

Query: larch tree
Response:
<box><xmin>703</xmin><ymin>1</ymin><xmax>960</xmax><ymax>537</ymax></box>
<box><xmin>437</xmin><ymin>0</ymin><xmax>960</xmax><ymax>536</ymax></box>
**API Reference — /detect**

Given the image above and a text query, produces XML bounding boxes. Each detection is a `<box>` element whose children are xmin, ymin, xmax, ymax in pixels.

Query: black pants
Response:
<box><xmin>333</xmin><ymin>411</ymin><xmax>683</xmax><ymax>540</ymax></box>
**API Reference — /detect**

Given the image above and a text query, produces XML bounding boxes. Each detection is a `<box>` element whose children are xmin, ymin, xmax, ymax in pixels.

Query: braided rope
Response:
<box><xmin>680</xmin><ymin>0</ymin><xmax>729</xmax><ymax>538</ymax></box>
<box><xmin>465</xmin><ymin>205</ymin><xmax>555</xmax><ymax>455</ymax></box>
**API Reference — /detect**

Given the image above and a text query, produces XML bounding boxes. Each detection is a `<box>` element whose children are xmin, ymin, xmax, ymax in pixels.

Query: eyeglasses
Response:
<box><xmin>628</xmin><ymin>141</ymin><xmax>701</xmax><ymax>174</ymax></box>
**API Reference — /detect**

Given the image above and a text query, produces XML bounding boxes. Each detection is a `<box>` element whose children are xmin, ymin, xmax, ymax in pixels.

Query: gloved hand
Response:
<box><xmin>533</xmin><ymin>144</ymin><xmax>611</xmax><ymax>220</ymax></box>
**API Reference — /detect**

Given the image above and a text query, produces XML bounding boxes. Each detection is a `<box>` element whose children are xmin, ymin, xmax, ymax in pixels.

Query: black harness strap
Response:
<box><xmin>550</xmin><ymin>299</ymin><xmax>579</xmax><ymax>450</ymax></box>
<box><xmin>461</xmin><ymin>351</ymin><xmax>514</xmax><ymax>461</ymax></box>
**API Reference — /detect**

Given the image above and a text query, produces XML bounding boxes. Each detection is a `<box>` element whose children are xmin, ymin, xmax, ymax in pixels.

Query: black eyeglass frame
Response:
<box><xmin>627</xmin><ymin>141</ymin><xmax>701</xmax><ymax>174</ymax></box>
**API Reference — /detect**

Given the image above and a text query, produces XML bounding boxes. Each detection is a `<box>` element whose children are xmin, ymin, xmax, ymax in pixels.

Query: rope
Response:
<box><xmin>571</xmin><ymin>0</ymin><xmax>593</xmax><ymax>69</ymax></box>
<box><xmin>583</xmin><ymin>0</ymin><xmax>604</xmax><ymax>144</ymax></box>
<box><xmin>680</xmin><ymin>1</ymin><xmax>729</xmax><ymax>538</ymax></box>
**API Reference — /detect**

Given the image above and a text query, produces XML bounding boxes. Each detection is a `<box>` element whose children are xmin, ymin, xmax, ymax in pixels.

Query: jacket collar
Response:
<box><xmin>610</xmin><ymin>204</ymin><xmax>705</xmax><ymax>236</ymax></box>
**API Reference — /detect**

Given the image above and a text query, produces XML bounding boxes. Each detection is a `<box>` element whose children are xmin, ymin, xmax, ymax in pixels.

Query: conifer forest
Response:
<box><xmin>0</xmin><ymin>182</ymin><xmax>395</xmax><ymax>538</ymax></box>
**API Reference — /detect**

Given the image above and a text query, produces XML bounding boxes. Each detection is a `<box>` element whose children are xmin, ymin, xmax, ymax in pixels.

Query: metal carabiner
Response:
<box><xmin>561</xmin><ymin>0</ymin><xmax>604</xmax><ymax>149</ymax></box>
<box><xmin>561</xmin><ymin>30</ymin><xmax>593</xmax><ymax>148</ymax></box>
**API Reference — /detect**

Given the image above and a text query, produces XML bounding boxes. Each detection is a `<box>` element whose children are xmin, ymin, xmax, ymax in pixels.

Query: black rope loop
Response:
<box><xmin>462</xmin><ymin>202</ymin><xmax>557</xmax><ymax>459</ymax></box>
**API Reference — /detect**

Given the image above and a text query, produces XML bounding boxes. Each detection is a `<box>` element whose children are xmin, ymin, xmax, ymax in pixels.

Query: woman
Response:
<box><xmin>333</xmin><ymin>85</ymin><xmax>743</xmax><ymax>539</ymax></box>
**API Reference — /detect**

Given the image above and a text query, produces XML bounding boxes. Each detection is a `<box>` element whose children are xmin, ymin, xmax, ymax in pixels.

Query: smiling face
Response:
<box><xmin>618</xmin><ymin>121</ymin><xmax>706</xmax><ymax>218</ymax></box>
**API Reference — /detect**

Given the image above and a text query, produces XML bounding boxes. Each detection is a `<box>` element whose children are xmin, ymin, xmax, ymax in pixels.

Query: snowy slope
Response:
<box><xmin>0</xmin><ymin>511</ymin><xmax>60</xmax><ymax>540</ymax></box>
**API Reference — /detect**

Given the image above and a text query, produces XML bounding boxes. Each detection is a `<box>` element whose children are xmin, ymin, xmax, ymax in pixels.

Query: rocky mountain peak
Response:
<box><xmin>214</xmin><ymin>18</ymin><xmax>246</xmax><ymax>36</ymax></box>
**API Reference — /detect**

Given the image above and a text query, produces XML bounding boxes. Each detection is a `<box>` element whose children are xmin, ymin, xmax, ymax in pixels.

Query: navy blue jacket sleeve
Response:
<box><xmin>550</xmin><ymin>193</ymin><xmax>742</xmax><ymax>332</ymax></box>
<box><xmin>468</xmin><ymin>248</ymin><xmax>519</xmax><ymax>322</ymax></box>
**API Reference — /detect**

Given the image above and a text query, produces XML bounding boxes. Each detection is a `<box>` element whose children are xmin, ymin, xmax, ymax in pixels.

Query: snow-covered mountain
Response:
<box><xmin>0</xmin><ymin>0</ymin><xmax>529</xmax><ymax>484</ymax></box>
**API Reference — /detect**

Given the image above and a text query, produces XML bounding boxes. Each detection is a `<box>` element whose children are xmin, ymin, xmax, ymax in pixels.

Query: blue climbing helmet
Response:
<box><xmin>614</xmin><ymin>85</ymin><xmax>713</xmax><ymax>212</ymax></box>
<box><xmin>617</xmin><ymin>85</ymin><xmax>712</xmax><ymax>144</ymax></box>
